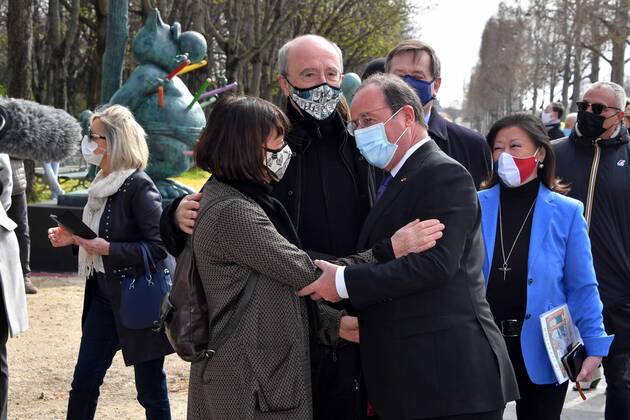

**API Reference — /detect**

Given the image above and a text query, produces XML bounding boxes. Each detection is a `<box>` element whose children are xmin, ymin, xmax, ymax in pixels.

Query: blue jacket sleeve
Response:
<box><xmin>564</xmin><ymin>201</ymin><xmax>614</xmax><ymax>356</ymax></box>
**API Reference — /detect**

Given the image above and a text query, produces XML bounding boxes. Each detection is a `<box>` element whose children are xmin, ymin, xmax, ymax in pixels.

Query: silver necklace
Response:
<box><xmin>498</xmin><ymin>200</ymin><xmax>537</xmax><ymax>281</ymax></box>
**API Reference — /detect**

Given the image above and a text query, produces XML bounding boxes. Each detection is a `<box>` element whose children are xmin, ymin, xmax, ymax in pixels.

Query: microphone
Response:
<box><xmin>0</xmin><ymin>98</ymin><xmax>80</xmax><ymax>162</ymax></box>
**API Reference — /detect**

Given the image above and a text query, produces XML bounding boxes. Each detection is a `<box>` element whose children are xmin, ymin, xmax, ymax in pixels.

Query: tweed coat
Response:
<box><xmin>187</xmin><ymin>179</ymin><xmax>373</xmax><ymax>420</ymax></box>
<box><xmin>0</xmin><ymin>153</ymin><xmax>28</xmax><ymax>337</ymax></box>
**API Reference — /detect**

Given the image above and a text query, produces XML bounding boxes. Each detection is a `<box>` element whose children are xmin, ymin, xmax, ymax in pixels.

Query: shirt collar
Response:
<box><xmin>390</xmin><ymin>136</ymin><xmax>431</xmax><ymax>178</ymax></box>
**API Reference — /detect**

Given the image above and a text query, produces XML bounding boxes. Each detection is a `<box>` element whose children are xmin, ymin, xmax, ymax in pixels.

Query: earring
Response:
<box><xmin>538</xmin><ymin>162</ymin><xmax>544</xmax><ymax>169</ymax></box>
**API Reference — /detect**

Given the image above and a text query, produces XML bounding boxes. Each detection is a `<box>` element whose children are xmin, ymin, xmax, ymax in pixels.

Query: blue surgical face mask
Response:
<box><xmin>403</xmin><ymin>75</ymin><xmax>435</xmax><ymax>105</ymax></box>
<box><xmin>562</xmin><ymin>128</ymin><xmax>572</xmax><ymax>137</ymax></box>
<box><xmin>354</xmin><ymin>108</ymin><xmax>409</xmax><ymax>169</ymax></box>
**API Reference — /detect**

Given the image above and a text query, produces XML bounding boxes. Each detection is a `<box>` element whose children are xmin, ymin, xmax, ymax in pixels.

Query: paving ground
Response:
<box><xmin>6</xmin><ymin>274</ymin><xmax>190</xmax><ymax>420</ymax></box>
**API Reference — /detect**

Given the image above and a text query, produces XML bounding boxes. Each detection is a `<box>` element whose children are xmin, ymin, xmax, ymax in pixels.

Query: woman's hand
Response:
<box><xmin>391</xmin><ymin>219</ymin><xmax>445</xmax><ymax>258</ymax></box>
<box><xmin>576</xmin><ymin>356</ymin><xmax>603</xmax><ymax>382</ymax></box>
<box><xmin>339</xmin><ymin>315</ymin><xmax>360</xmax><ymax>343</ymax></box>
<box><xmin>74</xmin><ymin>236</ymin><xmax>110</xmax><ymax>256</ymax></box>
<box><xmin>48</xmin><ymin>226</ymin><xmax>76</xmax><ymax>248</ymax></box>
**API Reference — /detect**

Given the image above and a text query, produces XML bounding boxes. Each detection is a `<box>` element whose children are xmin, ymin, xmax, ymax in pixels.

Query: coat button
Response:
<box><xmin>527</xmin><ymin>278</ymin><xmax>534</xmax><ymax>285</ymax></box>
<box><xmin>287</xmin><ymin>190</ymin><xmax>294</xmax><ymax>196</ymax></box>
<box><xmin>525</xmin><ymin>314</ymin><xmax>531</xmax><ymax>320</ymax></box>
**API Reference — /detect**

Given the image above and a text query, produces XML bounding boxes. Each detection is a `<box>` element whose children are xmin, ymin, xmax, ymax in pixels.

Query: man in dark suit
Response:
<box><xmin>300</xmin><ymin>74</ymin><xmax>519</xmax><ymax>420</ymax></box>
<box><xmin>385</xmin><ymin>39</ymin><xmax>492</xmax><ymax>189</ymax></box>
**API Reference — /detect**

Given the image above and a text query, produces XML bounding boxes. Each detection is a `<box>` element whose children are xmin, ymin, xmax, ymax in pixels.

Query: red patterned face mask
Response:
<box><xmin>495</xmin><ymin>148</ymin><xmax>539</xmax><ymax>188</ymax></box>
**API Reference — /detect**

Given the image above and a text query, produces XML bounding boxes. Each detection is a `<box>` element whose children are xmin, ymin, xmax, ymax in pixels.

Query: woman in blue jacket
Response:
<box><xmin>479</xmin><ymin>113</ymin><xmax>612</xmax><ymax>420</ymax></box>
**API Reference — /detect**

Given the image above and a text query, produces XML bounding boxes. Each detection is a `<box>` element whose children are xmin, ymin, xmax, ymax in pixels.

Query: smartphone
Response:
<box><xmin>49</xmin><ymin>211</ymin><xmax>97</xmax><ymax>239</ymax></box>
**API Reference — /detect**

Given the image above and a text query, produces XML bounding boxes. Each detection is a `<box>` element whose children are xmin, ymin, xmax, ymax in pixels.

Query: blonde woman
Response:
<box><xmin>48</xmin><ymin>105</ymin><xmax>173</xmax><ymax>420</ymax></box>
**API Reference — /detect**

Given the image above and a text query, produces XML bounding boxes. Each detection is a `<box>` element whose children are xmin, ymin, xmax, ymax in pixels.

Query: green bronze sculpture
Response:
<box><xmin>86</xmin><ymin>8</ymin><xmax>207</xmax><ymax>199</ymax></box>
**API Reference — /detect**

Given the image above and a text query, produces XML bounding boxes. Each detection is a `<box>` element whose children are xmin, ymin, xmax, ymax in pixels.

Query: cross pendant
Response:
<box><xmin>498</xmin><ymin>263</ymin><xmax>511</xmax><ymax>280</ymax></box>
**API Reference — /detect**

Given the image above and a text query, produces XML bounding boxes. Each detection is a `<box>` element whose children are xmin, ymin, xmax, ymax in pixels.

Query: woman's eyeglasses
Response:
<box><xmin>576</xmin><ymin>101</ymin><xmax>620</xmax><ymax>115</ymax></box>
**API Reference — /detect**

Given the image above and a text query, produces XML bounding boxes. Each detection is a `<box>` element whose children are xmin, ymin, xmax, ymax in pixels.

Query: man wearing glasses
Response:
<box><xmin>553</xmin><ymin>81</ymin><xmax>630</xmax><ymax>420</ymax></box>
<box><xmin>299</xmin><ymin>73</ymin><xmax>519</xmax><ymax>420</ymax></box>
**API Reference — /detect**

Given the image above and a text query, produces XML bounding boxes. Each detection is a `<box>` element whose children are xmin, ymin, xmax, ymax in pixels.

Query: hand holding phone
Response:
<box><xmin>49</xmin><ymin>211</ymin><xmax>97</xmax><ymax>239</ymax></box>
<box><xmin>48</xmin><ymin>223</ymin><xmax>75</xmax><ymax>247</ymax></box>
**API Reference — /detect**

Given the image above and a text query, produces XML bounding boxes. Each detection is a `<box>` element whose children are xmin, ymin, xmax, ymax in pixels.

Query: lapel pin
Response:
<box><xmin>400</xmin><ymin>177</ymin><xmax>407</xmax><ymax>182</ymax></box>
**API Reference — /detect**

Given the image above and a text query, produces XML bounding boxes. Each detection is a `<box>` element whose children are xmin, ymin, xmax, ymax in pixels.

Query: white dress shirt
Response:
<box><xmin>334</xmin><ymin>136</ymin><xmax>432</xmax><ymax>299</ymax></box>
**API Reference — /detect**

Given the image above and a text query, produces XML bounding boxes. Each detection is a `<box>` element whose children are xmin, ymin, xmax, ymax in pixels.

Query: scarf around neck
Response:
<box><xmin>78</xmin><ymin>168</ymin><xmax>136</xmax><ymax>279</ymax></box>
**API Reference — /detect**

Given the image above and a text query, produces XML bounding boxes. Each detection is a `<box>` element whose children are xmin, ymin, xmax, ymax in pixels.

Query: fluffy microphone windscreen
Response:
<box><xmin>0</xmin><ymin>98</ymin><xmax>80</xmax><ymax>162</ymax></box>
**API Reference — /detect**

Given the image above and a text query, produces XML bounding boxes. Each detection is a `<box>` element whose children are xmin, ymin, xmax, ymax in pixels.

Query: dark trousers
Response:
<box><xmin>505</xmin><ymin>336</ymin><xmax>568</xmax><ymax>420</ymax></box>
<box><xmin>603</xmin><ymin>351</ymin><xmax>630</xmax><ymax>420</ymax></box>
<box><xmin>6</xmin><ymin>192</ymin><xmax>30</xmax><ymax>277</ymax></box>
<box><xmin>66</xmin><ymin>275</ymin><xmax>171</xmax><ymax>420</ymax></box>
<box><xmin>0</xmin><ymin>287</ymin><xmax>8</xmax><ymax>420</ymax></box>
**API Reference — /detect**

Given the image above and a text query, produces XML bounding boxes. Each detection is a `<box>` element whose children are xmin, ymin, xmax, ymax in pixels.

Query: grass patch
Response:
<box><xmin>170</xmin><ymin>167</ymin><xmax>211</xmax><ymax>192</ymax></box>
<box><xmin>29</xmin><ymin>168</ymin><xmax>212</xmax><ymax>203</ymax></box>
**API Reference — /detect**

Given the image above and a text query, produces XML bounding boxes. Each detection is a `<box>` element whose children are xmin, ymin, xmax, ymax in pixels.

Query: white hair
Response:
<box><xmin>90</xmin><ymin>105</ymin><xmax>149</xmax><ymax>171</ymax></box>
<box><xmin>277</xmin><ymin>34</ymin><xmax>344</xmax><ymax>76</ymax></box>
<box><xmin>587</xmin><ymin>81</ymin><xmax>627</xmax><ymax>110</ymax></box>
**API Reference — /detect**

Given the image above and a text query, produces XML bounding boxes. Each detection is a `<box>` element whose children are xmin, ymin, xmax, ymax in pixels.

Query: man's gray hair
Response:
<box><xmin>357</xmin><ymin>73</ymin><xmax>426</xmax><ymax>128</ymax></box>
<box><xmin>277</xmin><ymin>34</ymin><xmax>344</xmax><ymax>76</ymax></box>
<box><xmin>587</xmin><ymin>81</ymin><xmax>627</xmax><ymax>110</ymax></box>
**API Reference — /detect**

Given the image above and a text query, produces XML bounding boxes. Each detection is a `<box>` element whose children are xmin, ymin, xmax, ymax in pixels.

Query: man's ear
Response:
<box><xmin>404</xmin><ymin>105</ymin><xmax>415</xmax><ymax>125</ymax></box>
<box><xmin>433</xmin><ymin>77</ymin><xmax>442</xmax><ymax>96</ymax></box>
<box><xmin>278</xmin><ymin>74</ymin><xmax>290</xmax><ymax>97</ymax></box>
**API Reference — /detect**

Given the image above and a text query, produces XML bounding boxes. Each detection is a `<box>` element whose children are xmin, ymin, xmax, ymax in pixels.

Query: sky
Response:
<box><xmin>410</xmin><ymin>0</ymin><xmax>630</xmax><ymax>110</ymax></box>
<box><xmin>411</xmin><ymin>0</ymin><xmax>505</xmax><ymax>109</ymax></box>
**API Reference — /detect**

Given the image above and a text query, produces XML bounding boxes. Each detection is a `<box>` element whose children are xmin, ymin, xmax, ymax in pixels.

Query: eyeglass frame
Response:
<box><xmin>576</xmin><ymin>100</ymin><xmax>621</xmax><ymax>116</ymax></box>
<box><xmin>281</xmin><ymin>67</ymin><xmax>343</xmax><ymax>86</ymax></box>
<box><xmin>346</xmin><ymin>106</ymin><xmax>401</xmax><ymax>136</ymax></box>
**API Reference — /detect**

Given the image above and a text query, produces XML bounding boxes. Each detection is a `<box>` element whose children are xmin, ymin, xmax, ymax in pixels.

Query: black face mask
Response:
<box><xmin>576</xmin><ymin>110</ymin><xmax>613</xmax><ymax>140</ymax></box>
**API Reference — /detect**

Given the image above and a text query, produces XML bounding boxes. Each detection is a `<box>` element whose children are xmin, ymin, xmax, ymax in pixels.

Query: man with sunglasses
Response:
<box><xmin>553</xmin><ymin>81</ymin><xmax>630</xmax><ymax>420</ymax></box>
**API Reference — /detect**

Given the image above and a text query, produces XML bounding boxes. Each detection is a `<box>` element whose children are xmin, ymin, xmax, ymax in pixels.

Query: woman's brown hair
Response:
<box><xmin>481</xmin><ymin>113</ymin><xmax>570</xmax><ymax>194</ymax></box>
<box><xmin>195</xmin><ymin>95</ymin><xmax>290</xmax><ymax>183</ymax></box>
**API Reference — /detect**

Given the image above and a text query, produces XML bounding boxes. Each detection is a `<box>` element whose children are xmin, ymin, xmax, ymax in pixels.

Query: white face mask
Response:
<box><xmin>81</xmin><ymin>135</ymin><xmax>104</xmax><ymax>166</ymax></box>
<box><xmin>265</xmin><ymin>143</ymin><xmax>292</xmax><ymax>181</ymax></box>
<box><xmin>541</xmin><ymin>111</ymin><xmax>554</xmax><ymax>125</ymax></box>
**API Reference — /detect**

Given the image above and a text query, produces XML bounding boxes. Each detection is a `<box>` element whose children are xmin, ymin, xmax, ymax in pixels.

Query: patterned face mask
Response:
<box><xmin>287</xmin><ymin>81</ymin><xmax>341</xmax><ymax>120</ymax></box>
<box><xmin>265</xmin><ymin>143</ymin><xmax>293</xmax><ymax>181</ymax></box>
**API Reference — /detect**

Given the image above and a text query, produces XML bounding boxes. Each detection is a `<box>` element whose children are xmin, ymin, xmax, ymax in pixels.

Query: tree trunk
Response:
<box><xmin>7</xmin><ymin>0</ymin><xmax>33</xmax><ymax>100</ymax></box>
<box><xmin>610</xmin><ymin>0</ymin><xmax>629</xmax><ymax>84</ymax></box>
<box><xmin>589</xmin><ymin>48</ymin><xmax>600</xmax><ymax>82</ymax></box>
<box><xmin>571</xmin><ymin>45</ymin><xmax>583</xmax><ymax>110</ymax></box>
<box><xmin>100</xmin><ymin>0</ymin><xmax>129</xmax><ymax>104</ymax></box>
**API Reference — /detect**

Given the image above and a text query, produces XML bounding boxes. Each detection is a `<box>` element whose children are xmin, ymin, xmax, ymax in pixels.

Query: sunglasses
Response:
<box><xmin>576</xmin><ymin>101</ymin><xmax>621</xmax><ymax>115</ymax></box>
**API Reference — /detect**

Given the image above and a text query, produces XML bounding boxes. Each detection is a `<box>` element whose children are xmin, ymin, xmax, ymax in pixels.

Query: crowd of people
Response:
<box><xmin>0</xmin><ymin>31</ymin><xmax>628</xmax><ymax>420</ymax></box>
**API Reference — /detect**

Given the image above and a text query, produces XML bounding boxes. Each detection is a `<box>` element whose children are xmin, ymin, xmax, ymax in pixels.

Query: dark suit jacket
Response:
<box><xmin>344</xmin><ymin>141</ymin><xmax>519</xmax><ymax>420</ymax></box>
<box><xmin>428</xmin><ymin>111</ymin><xmax>492</xmax><ymax>189</ymax></box>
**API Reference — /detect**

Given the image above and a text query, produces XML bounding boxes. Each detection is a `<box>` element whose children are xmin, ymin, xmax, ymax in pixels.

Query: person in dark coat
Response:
<box><xmin>161</xmin><ymin>34</ymin><xmax>372</xmax><ymax>420</ymax></box>
<box><xmin>48</xmin><ymin>105</ymin><xmax>173</xmax><ymax>420</ymax></box>
<box><xmin>300</xmin><ymin>74</ymin><xmax>519</xmax><ymax>420</ymax></box>
<box><xmin>541</xmin><ymin>102</ymin><xmax>565</xmax><ymax>140</ymax></box>
<box><xmin>553</xmin><ymin>81</ymin><xmax>630</xmax><ymax>420</ymax></box>
<box><xmin>385</xmin><ymin>39</ymin><xmax>492</xmax><ymax>189</ymax></box>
